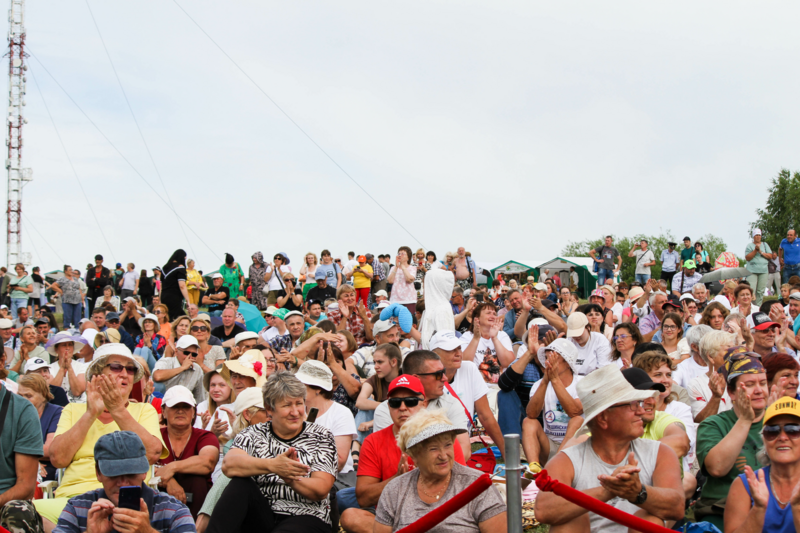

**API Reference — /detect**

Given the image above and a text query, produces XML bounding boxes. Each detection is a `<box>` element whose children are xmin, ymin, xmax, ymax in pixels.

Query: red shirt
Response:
<box><xmin>358</xmin><ymin>425</ymin><xmax>465</xmax><ymax>481</ymax></box>
<box><xmin>159</xmin><ymin>427</ymin><xmax>220</xmax><ymax>483</ymax></box>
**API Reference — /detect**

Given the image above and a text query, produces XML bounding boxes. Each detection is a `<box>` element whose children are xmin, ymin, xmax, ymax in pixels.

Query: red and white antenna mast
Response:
<box><xmin>6</xmin><ymin>0</ymin><xmax>31</xmax><ymax>268</ymax></box>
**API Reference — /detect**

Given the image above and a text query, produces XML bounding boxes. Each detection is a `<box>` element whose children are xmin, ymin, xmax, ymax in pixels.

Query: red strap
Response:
<box><xmin>396</xmin><ymin>474</ymin><xmax>492</xmax><ymax>533</ymax></box>
<box><xmin>444</xmin><ymin>381</ymin><xmax>473</xmax><ymax>427</ymax></box>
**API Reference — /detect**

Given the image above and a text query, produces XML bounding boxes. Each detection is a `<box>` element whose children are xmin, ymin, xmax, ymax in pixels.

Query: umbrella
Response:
<box><xmin>714</xmin><ymin>252</ymin><xmax>740</xmax><ymax>270</ymax></box>
<box><xmin>699</xmin><ymin>267</ymin><xmax>752</xmax><ymax>284</ymax></box>
<box><xmin>237</xmin><ymin>300</ymin><xmax>267</xmax><ymax>332</ymax></box>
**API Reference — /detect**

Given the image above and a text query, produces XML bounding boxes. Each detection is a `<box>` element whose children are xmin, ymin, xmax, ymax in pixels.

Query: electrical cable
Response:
<box><xmin>26</xmin><ymin>50</ymin><xmax>222</xmax><ymax>262</ymax></box>
<box><xmin>27</xmin><ymin>65</ymin><xmax>116</xmax><ymax>259</ymax></box>
<box><xmin>21</xmin><ymin>212</ymin><xmax>64</xmax><ymax>265</ymax></box>
<box><xmin>83</xmin><ymin>0</ymin><xmax>197</xmax><ymax>261</ymax></box>
<box><xmin>170</xmin><ymin>0</ymin><xmax>427</xmax><ymax>250</ymax></box>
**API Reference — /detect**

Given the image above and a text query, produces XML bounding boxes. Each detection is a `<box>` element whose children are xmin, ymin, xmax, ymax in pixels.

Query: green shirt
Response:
<box><xmin>0</xmin><ymin>384</ymin><xmax>44</xmax><ymax>494</ymax></box>
<box><xmin>8</xmin><ymin>274</ymin><xmax>31</xmax><ymax>300</ymax></box>
<box><xmin>744</xmin><ymin>242</ymin><xmax>773</xmax><ymax>274</ymax></box>
<box><xmin>642</xmin><ymin>411</ymin><xmax>683</xmax><ymax>441</ymax></box>
<box><xmin>680</xmin><ymin>247</ymin><xmax>695</xmax><ymax>263</ymax></box>
<box><xmin>696</xmin><ymin>409</ymin><xmax>762</xmax><ymax>527</ymax></box>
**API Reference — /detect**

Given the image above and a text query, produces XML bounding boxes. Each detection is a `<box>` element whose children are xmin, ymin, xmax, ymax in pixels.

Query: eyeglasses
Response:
<box><xmin>388</xmin><ymin>397</ymin><xmax>421</xmax><ymax>409</ymax></box>
<box><xmin>662</xmin><ymin>325</ymin><xmax>678</xmax><ymax>331</ymax></box>
<box><xmin>763</xmin><ymin>424</ymin><xmax>800</xmax><ymax>441</ymax></box>
<box><xmin>105</xmin><ymin>363</ymin><xmax>137</xmax><ymax>375</ymax></box>
<box><xmin>154</xmin><ymin>310</ymin><xmax>163</xmax><ymax>315</ymax></box>
<box><xmin>416</xmin><ymin>370</ymin><xmax>445</xmax><ymax>381</ymax></box>
<box><xmin>609</xmin><ymin>400</ymin><xmax>645</xmax><ymax>411</ymax></box>
<box><xmin>612</xmin><ymin>334</ymin><xmax>631</xmax><ymax>342</ymax></box>
<box><xmin>181</xmin><ymin>350</ymin><xmax>198</xmax><ymax>357</ymax></box>
<box><xmin>191</xmin><ymin>326</ymin><xmax>208</xmax><ymax>332</ymax></box>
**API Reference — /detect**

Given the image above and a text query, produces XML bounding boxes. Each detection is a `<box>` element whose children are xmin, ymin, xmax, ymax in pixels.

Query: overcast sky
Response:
<box><xmin>11</xmin><ymin>1</ymin><xmax>799</xmax><ymax>274</ymax></box>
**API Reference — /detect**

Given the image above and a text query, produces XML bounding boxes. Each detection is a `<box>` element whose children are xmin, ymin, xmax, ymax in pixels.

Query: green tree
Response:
<box><xmin>562</xmin><ymin>231</ymin><xmax>729</xmax><ymax>284</ymax></box>
<box><xmin>751</xmin><ymin>169</ymin><xmax>800</xmax><ymax>251</ymax></box>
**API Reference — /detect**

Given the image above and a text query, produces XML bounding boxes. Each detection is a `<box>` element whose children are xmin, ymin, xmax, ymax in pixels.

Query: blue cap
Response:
<box><xmin>106</xmin><ymin>312</ymin><xmax>120</xmax><ymax>321</ymax></box>
<box><xmin>94</xmin><ymin>431</ymin><xmax>149</xmax><ymax>477</ymax></box>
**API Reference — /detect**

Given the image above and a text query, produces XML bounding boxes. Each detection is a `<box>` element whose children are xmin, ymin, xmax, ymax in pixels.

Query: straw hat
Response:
<box><xmin>220</xmin><ymin>349</ymin><xmax>268</xmax><ymax>388</ymax></box>
<box><xmin>574</xmin><ymin>364</ymin><xmax>657</xmax><ymax>436</ymax></box>
<box><xmin>85</xmin><ymin>343</ymin><xmax>145</xmax><ymax>384</ymax></box>
<box><xmin>295</xmin><ymin>360</ymin><xmax>333</xmax><ymax>391</ymax></box>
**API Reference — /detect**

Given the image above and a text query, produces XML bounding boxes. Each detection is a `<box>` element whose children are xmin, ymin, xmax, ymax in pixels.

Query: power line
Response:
<box><xmin>27</xmin><ymin>66</ymin><xmax>116</xmax><ymax>258</ymax></box>
<box><xmin>26</xmin><ymin>50</ymin><xmax>222</xmax><ymax>262</ymax></box>
<box><xmin>83</xmin><ymin>0</ymin><xmax>197</xmax><ymax>261</ymax></box>
<box><xmin>21</xmin><ymin>213</ymin><xmax>65</xmax><ymax>265</ymax></box>
<box><xmin>170</xmin><ymin>0</ymin><xmax>427</xmax><ymax>250</ymax></box>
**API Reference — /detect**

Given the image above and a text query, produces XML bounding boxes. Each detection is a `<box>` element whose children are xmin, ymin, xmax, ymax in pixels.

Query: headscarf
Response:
<box><xmin>419</xmin><ymin>268</ymin><xmax>456</xmax><ymax>349</ymax></box>
<box><xmin>163</xmin><ymin>249</ymin><xmax>187</xmax><ymax>275</ymax></box>
<box><xmin>225</xmin><ymin>253</ymin><xmax>235</xmax><ymax>265</ymax></box>
<box><xmin>252</xmin><ymin>251</ymin><xmax>264</xmax><ymax>265</ymax></box>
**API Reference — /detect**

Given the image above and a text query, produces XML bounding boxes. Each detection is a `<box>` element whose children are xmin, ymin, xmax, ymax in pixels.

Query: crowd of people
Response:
<box><xmin>2</xmin><ymin>232</ymin><xmax>800</xmax><ymax>533</ymax></box>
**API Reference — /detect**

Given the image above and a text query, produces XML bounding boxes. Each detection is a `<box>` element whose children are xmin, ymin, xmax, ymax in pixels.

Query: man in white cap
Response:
<box><xmin>230</xmin><ymin>331</ymin><xmax>258</xmax><ymax>360</ymax></box>
<box><xmin>431</xmin><ymin>330</ymin><xmax>505</xmax><ymax>459</ymax></box>
<box><xmin>534</xmin><ymin>364</ymin><xmax>684</xmax><ymax>531</ymax></box>
<box><xmin>201</xmin><ymin>274</ymin><xmax>229</xmax><ymax>318</ymax></box>
<box><xmin>23</xmin><ymin>357</ymin><xmax>69</xmax><ymax>406</ymax></box>
<box><xmin>153</xmin><ymin>336</ymin><xmax>205</xmax><ymax>403</ymax></box>
<box><xmin>349</xmin><ymin>320</ymin><xmax>406</xmax><ymax>378</ymax></box>
<box><xmin>258</xmin><ymin>307</ymin><xmax>280</xmax><ymax>343</ymax></box>
<box><xmin>564</xmin><ymin>312</ymin><xmax>612</xmax><ymax>376</ymax></box>
<box><xmin>0</xmin><ymin>317</ymin><xmax>16</xmax><ymax>361</ymax></box>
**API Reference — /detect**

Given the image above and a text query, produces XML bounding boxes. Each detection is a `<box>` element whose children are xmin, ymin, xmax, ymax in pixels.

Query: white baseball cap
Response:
<box><xmin>375</xmin><ymin>290</ymin><xmax>388</xmax><ymax>298</ymax></box>
<box><xmin>234</xmin><ymin>387</ymin><xmax>265</xmax><ymax>416</ymax></box>
<box><xmin>376</xmin><ymin>301</ymin><xmax>390</xmax><ymax>310</ymax></box>
<box><xmin>24</xmin><ymin>357</ymin><xmax>51</xmax><ymax>374</ymax></box>
<box><xmin>212</xmin><ymin>273</ymin><xmax>223</xmax><ymax>279</ymax></box>
<box><xmin>566</xmin><ymin>312</ymin><xmax>588</xmax><ymax>338</ymax></box>
<box><xmin>373</xmin><ymin>320</ymin><xmax>397</xmax><ymax>336</ymax></box>
<box><xmin>175</xmin><ymin>335</ymin><xmax>199</xmax><ymax>349</ymax></box>
<box><xmin>534</xmin><ymin>283</ymin><xmax>547</xmax><ymax>291</ymax></box>
<box><xmin>234</xmin><ymin>331</ymin><xmax>258</xmax><ymax>345</ymax></box>
<box><xmin>429</xmin><ymin>330</ymin><xmax>461</xmax><ymax>351</ymax></box>
<box><xmin>679</xmin><ymin>293</ymin><xmax>697</xmax><ymax>302</ymax></box>
<box><xmin>162</xmin><ymin>385</ymin><xmax>197</xmax><ymax>408</ymax></box>
<box><xmin>295</xmin><ymin>360</ymin><xmax>333</xmax><ymax>391</ymax></box>
<box><xmin>0</xmin><ymin>318</ymin><xmax>12</xmax><ymax>329</ymax></box>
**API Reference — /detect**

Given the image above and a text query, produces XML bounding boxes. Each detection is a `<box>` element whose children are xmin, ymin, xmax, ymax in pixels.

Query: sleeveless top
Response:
<box><xmin>739</xmin><ymin>465</ymin><xmax>795</xmax><ymax>532</ymax></box>
<box><xmin>562</xmin><ymin>438</ymin><xmax>661</xmax><ymax>533</ymax></box>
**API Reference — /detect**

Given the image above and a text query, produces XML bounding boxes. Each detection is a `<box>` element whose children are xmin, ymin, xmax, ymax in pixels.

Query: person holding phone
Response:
<box><xmin>52</xmin><ymin>431</ymin><xmax>193</xmax><ymax>533</ymax></box>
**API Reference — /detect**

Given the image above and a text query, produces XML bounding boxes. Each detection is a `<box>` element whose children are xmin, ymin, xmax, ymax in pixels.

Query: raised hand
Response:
<box><xmin>526</xmin><ymin>325</ymin><xmax>540</xmax><ymax>356</ymax></box>
<box><xmin>545</xmin><ymin>352</ymin><xmax>562</xmax><ymax>385</ymax></box>
<box><xmin>544</xmin><ymin>329</ymin><xmax>559</xmax><ymax>346</ymax></box>
<box><xmin>598</xmin><ymin>452</ymin><xmax>642</xmax><ymax>502</ymax></box>
<box><xmin>357</xmin><ymin>301</ymin><xmax>368</xmax><ymax>318</ymax></box>
<box><xmin>86</xmin><ymin>378</ymin><xmax>106</xmax><ymax>417</ymax></box>
<box><xmin>200</xmin><ymin>410</ymin><xmax>211</xmax><ymax>429</ymax></box>
<box><xmin>709</xmin><ymin>370</ymin><xmax>726</xmax><ymax>399</ymax></box>
<box><xmin>745</xmin><ymin>466</ymin><xmax>770</xmax><ymax>509</ymax></box>
<box><xmin>86</xmin><ymin>498</ymin><xmax>115</xmax><ymax>533</ymax></box>
<box><xmin>397</xmin><ymin>453</ymin><xmax>412</xmax><ymax>476</ymax></box>
<box><xmin>97</xmin><ymin>375</ymin><xmax>126</xmax><ymax>414</ymax></box>
<box><xmin>338</xmin><ymin>300</ymin><xmax>350</xmax><ymax>318</ymax></box>
<box><xmin>735</xmin><ymin>381</ymin><xmax>755</xmax><ymax>422</ymax></box>
<box><xmin>211</xmin><ymin>415</ymin><xmax>229</xmax><ymax>437</ymax></box>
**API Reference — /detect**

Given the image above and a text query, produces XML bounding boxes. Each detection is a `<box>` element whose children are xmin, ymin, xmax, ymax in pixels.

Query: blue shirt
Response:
<box><xmin>739</xmin><ymin>465</ymin><xmax>795</xmax><ymax>533</ymax></box>
<box><xmin>781</xmin><ymin>238</ymin><xmax>800</xmax><ymax>265</ymax></box>
<box><xmin>660</xmin><ymin>250</ymin><xmax>681</xmax><ymax>272</ymax></box>
<box><xmin>53</xmin><ymin>485</ymin><xmax>195</xmax><ymax>533</ymax></box>
<box><xmin>316</xmin><ymin>263</ymin><xmax>340</xmax><ymax>289</ymax></box>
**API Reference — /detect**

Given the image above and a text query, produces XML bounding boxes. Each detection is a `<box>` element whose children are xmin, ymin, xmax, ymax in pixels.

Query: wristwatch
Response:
<box><xmin>632</xmin><ymin>485</ymin><xmax>648</xmax><ymax>505</ymax></box>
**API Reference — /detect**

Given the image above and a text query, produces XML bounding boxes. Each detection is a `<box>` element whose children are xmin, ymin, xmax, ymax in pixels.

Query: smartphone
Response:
<box><xmin>118</xmin><ymin>485</ymin><xmax>142</xmax><ymax>510</ymax></box>
<box><xmin>307</xmin><ymin>407</ymin><xmax>319</xmax><ymax>423</ymax></box>
<box><xmin>475</xmin><ymin>293</ymin><xmax>484</xmax><ymax>303</ymax></box>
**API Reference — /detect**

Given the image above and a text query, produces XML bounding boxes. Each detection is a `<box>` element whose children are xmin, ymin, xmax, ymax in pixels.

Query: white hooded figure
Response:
<box><xmin>419</xmin><ymin>268</ymin><xmax>456</xmax><ymax>349</ymax></box>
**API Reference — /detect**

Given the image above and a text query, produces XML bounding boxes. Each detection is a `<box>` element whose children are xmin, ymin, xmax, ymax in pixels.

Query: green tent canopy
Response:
<box><xmin>534</xmin><ymin>257</ymin><xmax>597</xmax><ymax>298</ymax></box>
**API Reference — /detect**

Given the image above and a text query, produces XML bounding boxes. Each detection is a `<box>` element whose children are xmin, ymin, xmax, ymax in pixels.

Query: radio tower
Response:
<box><xmin>5</xmin><ymin>0</ymin><xmax>31</xmax><ymax>268</ymax></box>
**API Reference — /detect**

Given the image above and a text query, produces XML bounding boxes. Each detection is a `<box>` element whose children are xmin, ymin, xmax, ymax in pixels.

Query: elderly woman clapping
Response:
<box><xmin>207</xmin><ymin>372</ymin><xmax>338</xmax><ymax>533</ymax></box>
<box><xmin>374</xmin><ymin>410</ymin><xmax>507</xmax><ymax>533</ymax></box>
<box><xmin>725</xmin><ymin>397</ymin><xmax>800</xmax><ymax>532</ymax></box>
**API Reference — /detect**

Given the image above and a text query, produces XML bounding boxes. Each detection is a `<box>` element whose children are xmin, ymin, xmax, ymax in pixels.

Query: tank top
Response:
<box><xmin>739</xmin><ymin>465</ymin><xmax>795</xmax><ymax>532</ymax></box>
<box><xmin>562</xmin><ymin>438</ymin><xmax>661</xmax><ymax>533</ymax></box>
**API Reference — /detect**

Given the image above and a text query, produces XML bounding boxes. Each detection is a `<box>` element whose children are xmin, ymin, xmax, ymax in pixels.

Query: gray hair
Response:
<box><xmin>724</xmin><ymin>312</ymin><xmax>745</xmax><ymax>329</ymax></box>
<box><xmin>232</xmin><ymin>407</ymin><xmax>261</xmax><ymax>436</ymax></box>
<box><xmin>692</xmin><ymin>284</ymin><xmax>707</xmax><ymax>295</ymax></box>
<box><xmin>648</xmin><ymin>290</ymin><xmax>667</xmax><ymax>306</ymax></box>
<box><xmin>452</xmin><ymin>286</ymin><xmax>464</xmax><ymax>296</ymax></box>
<box><xmin>262</xmin><ymin>371</ymin><xmax>306</xmax><ymax>410</ymax></box>
<box><xmin>698</xmin><ymin>331</ymin><xmax>737</xmax><ymax>366</ymax></box>
<box><xmin>685</xmin><ymin>324</ymin><xmax>713</xmax><ymax>348</ymax></box>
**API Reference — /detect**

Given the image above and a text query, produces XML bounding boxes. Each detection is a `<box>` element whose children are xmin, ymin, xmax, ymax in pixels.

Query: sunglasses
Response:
<box><xmin>284</xmin><ymin>278</ymin><xmax>296</xmax><ymax>283</ymax></box>
<box><xmin>105</xmin><ymin>363</ymin><xmax>137</xmax><ymax>375</ymax></box>
<box><xmin>388</xmin><ymin>397</ymin><xmax>422</xmax><ymax>409</ymax></box>
<box><xmin>181</xmin><ymin>349</ymin><xmax>198</xmax><ymax>357</ymax></box>
<box><xmin>191</xmin><ymin>326</ymin><xmax>208</xmax><ymax>332</ymax></box>
<box><xmin>762</xmin><ymin>424</ymin><xmax>800</xmax><ymax>441</ymax></box>
<box><xmin>416</xmin><ymin>370</ymin><xmax>445</xmax><ymax>381</ymax></box>
<box><xmin>154</xmin><ymin>310</ymin><xmax>163</xmax><ymax>315</ymax></box>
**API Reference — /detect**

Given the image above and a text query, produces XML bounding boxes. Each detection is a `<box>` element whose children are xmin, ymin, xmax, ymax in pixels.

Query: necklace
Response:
<box><xmin>420</xmin><ymin>472</ymin><xmax>451</xmax><ymax>501</ymax></box>
<box><xmin>770</xmin><ymin>471</ymin><xmax>788</xmax><ymax>507</ymax></box>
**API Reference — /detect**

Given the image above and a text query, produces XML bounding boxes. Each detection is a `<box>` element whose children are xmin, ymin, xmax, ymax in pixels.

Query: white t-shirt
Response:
<box><xmin>665</xmin><ymin>400</ymin><xmax>696</xmax><ymax>471</ymax></box>
<box><xmin>610</xmin><ymin>303</ymin><xmax>624</xmax><ymax>324</ymax></box>
<box><xmin>570</xmin><ymin>332</ymin><xmax>613</xmax><ymax>376</ymax></box>
<box><xmin>459</xmin><ymin>331</ymin><xmax>513</xmax><ymax>368</ymax></box>
<box><xmin>260</xmin><ymin>326</ymin><xmax>280</xmax><ymax>343</ymax></box>
<box><xmin>528</xmin><ymin>375</ymin><xmax>583</xmax><ymax>443</ymax></box>
<box><xmin>633</xmin><ymin>249</ymin><xmax>655</xmax><ymax>275</ymax></box>
<box><xmin>316</xmin><ymin>401</ymin><xmax>358</xmax><ymax>474</ymax></box>
<box><xmin>688</xmin><ymin>374</ymin><xmax>731</xmax><ymax>419</ymax></box>
<box><xmin>446</xmin><ymin>361</ymin><xmax>489</xmax><ymax>419</ymax></box>
<box><xmin>49</xmin><ymin>359</ymin><xmax>90</xmax><ymax>403</ymax></box>
<box><xmin>265</xmin><ymin>265</ymin><xmax>291</xmax><ymax>291</ymax></box>
<box><xmin>122</xmin><ymin>271</ymin><xmax>140</xmax><ymax>291</ymax></box>
<box><xmin>194</xmin><ymin>401</ymin><xmax>234</xmax><ymax>482</ymax></box>
<box><xmin>673</xmin><ymin>356</ymin><xmax>707</xmax><ymax>390</ymax></box>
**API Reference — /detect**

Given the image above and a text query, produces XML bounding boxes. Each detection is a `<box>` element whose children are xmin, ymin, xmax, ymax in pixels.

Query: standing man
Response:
<box><xmin>629</xmin><ymin>239</ymin><xmax>656</xmax><ymax>284</ymax></box>
<box><xmin>317</xmin><ymin>249</ymin><xmax>342</xmax><ymax>290</ymax></box>
<box><xmin>588</xmin><ymin>236</ymin><xmax>620</xmax><ymax>286</ymax></box>
<box><xmin>660</xmin><ymin>242</ymin><xmax>681</xmax><ymax>287</ymax></box>
<box><xmin>779</xmin><ymin>229</ymin><xmax>800</xmax><ymax>283</ymax></box>
<box><xmin>118</xmin><ymin>263</ymin><xmax>139</xmax><ymax>301</ymax></box>
<box><xmin>85</xmin><ymin>255</ymin><xmax>111</xmax><ymax>315</ymax></box>
<box><xmin>452</xmin><ymin>247</ymin><xmax>477</xmax><ymax>291</ymax></box>
<box><xmin>368</xmin><ymin>253</ymin><xmax>386</xmax><ymax>305</ymax></box>
<box><xmin>680</xmin><ymin>237</ymin><xmax>695</xmax><ymax>264</ymax></box>
<box><xmin>745</xmin><ymin>228</ymin><xmax>775</xmax><ymax>306</ymax></box>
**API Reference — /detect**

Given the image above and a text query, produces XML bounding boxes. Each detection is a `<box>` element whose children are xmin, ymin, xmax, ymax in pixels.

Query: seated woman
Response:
<box><xmin>190</xmin><ymin>316</ymin><xmax>227</xmax><ymax>374</ymax></box>
<box><xmin>98</xmin><ymin>285</ymin><xmax>120</xmax><ymax>311</ymax></box>
<box><xmin>206</xmin><ymin>372</ymin><xmax>338</xmax><ymax>533</ymax></box>
<box><xmin>35</xmin><ymin>343</ymin><xmax>166</xmax><ymax>527</ymax></box>
<box><xmin>763</xmin><ymin>353</ymin><xmax>800</xmax><ymax>400</ymax></box>
<box><xmin>46</xmin><ymin>332</ymin><xmax>89</xmax><ymax>403</ymax></box>
<box><xmin>196</xmin><ymin>387</ymin><xmax>268</xmax><ymax>533</ymax></box>
<box><xmin>17</xmin><ymin>373</ymin><xmax>62</xmax><ymax>481</ymax></box>
<box><xmin>135</xmin><ymin>313</ymin><xmax>167</xmax><ymax>371</ymax></box>
<box><xmin>156</xmin><ymin>385</ymin><xmax>220</xmax><ymax>519</ymax></box>
<box><xmin>195</xmin><ymin>370</ymin><xmax>236</xmax><ymax>481</ymax></box>
<box><xmin>610</xmin><ymin>322</ymin><xmax>643</xmax><ymax>369</ymax></box>
<box><xmin>354</xmin><ymin>343</ymin><xmax>402</xmax><ymax>444</ymax></box>
<box><xmin>220</xmin><ymin>349</ymin><xmax>268</xmax><ymax>395</ymax></box>
<box><xmin>724</xmin><ymin>397</ymin><xmax>800</xmax><ymax>532</ymax></box>
<box><xmin>656</xmin><ymin>312</ymin><xmax>691</xmax><ymax>362</ymax></box>
<box><xmin>163</xmin><ymin>315</ymin><xmax>192</xmax><ymax>359</ymax></box>
<box><xmin>375</xmin><ymin>409</ymin><xmax>507</xmax><ymax>533</ymax></box>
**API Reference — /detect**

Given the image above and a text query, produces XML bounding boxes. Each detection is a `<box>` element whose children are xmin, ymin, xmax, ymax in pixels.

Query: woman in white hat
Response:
<box><xmin>374</xmin><ymin>409</ymin><xmax>506</xmax><ymax>533</ymax></box>
<box><xmin>195</xmin><ymin>387</ymin><xmax>267</xmax><ymax>533</ymax></box>
<box><xmin>296</xmin><ymin>360</ymin><xmax>357</xmax><ymax>485</ymax></box>
<box><xmin>39</xmin><ymin>343</ymin><xmax>166</xmax><ymax>528</ymax></box>
<box><xmin>47</xmin><ymin>332</ymin><xmax>89</xmax><ymax>403</ymax></box>
<box><xmin>135</xmin><ymin>313</ymin><xmax>167</xmax><ymax>367</ymax></box>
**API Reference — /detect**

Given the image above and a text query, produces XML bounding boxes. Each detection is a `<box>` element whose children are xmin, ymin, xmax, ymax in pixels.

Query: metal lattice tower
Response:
<box><xmin>5</xmin><ymin>0</ymin><xmax>31</xmax><ymax>268</ymax></box>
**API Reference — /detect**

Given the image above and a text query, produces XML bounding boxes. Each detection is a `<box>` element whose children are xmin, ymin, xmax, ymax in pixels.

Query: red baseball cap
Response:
<box><xmin>388</xmin><ymin>375</ymin><xmax>424</xmax><ymax>396</ymax></box>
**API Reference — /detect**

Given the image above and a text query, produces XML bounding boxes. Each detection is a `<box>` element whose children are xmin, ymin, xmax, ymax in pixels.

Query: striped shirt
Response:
<box><xmin>53</xmin><ymin>485</ymin><xmax>194</xmax><ymax>533</ymax></box>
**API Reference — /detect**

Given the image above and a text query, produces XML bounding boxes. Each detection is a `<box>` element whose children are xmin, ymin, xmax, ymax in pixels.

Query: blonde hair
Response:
<box><xmin>170</xmin><ymin>315</ymin><xmax>191</xmax><ymax>341</ymax></box>
<box><xmin>154</xmin><ymin>304</ymin><xmax>170</xmax><ymax>324</ymax></box>
<box><xmin>17</xmin><ymin>374</ymin><xmax>53</xmax><ymax>401</ymax></box>
<box><xmin>397</xmin><ymin>409</ymin><xmax>456</xmax><ymax>455</ymax></box>
<box><xmin>304</xmin><ymin>252</ymin><xmax>318</xmax><ymax>267</ymax></box>
<box><xmin>232</xmin><ymin>407</ymin><xmax>260</xmax><ymax>436</ymax></box>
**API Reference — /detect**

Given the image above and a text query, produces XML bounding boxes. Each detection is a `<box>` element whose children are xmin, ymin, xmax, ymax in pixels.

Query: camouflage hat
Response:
<box><xmin>720</xmin><ymin>351</ymin><xmax>765</xmax><ymax>384</ymax></box>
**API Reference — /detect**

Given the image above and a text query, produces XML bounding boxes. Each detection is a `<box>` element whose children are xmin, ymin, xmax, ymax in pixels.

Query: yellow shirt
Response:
<box><xmin>186</xmin><ymin>269</ymin><xmax>204</xmax><ymax>293</ymax></box>
<box><xmin>353</xmin><ymin>264</ymin><xmax>373</xmax><ymax>289</ymax></box>
<box><xmin>54</xmin><ymin>402</ymin><xmax>167</xmax><ymax>498</ymax></box>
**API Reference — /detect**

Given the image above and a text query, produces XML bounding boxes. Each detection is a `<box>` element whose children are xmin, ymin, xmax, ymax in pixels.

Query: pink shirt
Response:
<box><xmin>389</xmin><ymin>265</ymin><xmax>418</xmax><ymax>304</ymax></box>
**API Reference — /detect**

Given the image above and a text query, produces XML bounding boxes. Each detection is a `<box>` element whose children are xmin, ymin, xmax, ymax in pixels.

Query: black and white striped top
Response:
<box><xmin>231</xmin><ymin>421</ymin><xmax>338</xmax><ymax>524</ymax></box>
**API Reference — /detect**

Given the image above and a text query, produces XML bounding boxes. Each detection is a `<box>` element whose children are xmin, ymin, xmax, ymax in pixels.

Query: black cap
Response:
<box><xmin>94</xmin><ymin>254</ymin><xmax>103</xmax><ymax>261</ymax></box>
<box><xmin>683</xmin><ymin>236</ymin><xmax>691</xmax><ymax>241</ymax></box>
<box><xmin>667</xmin><ymin>242</ymin><xmax>677</xmax><ymax>246</ymax></box>
<box><xmin>621</xmin><ymin>367</ymin><xmax>665</xmax><ymax>392</ymax></box>
<box><xmin>540</xmin><ymin>299</ymin><xmax>558</xmax><ymax>310</ymax></box>
<box><xmin>35</xmin><ymin>317</ymin><xmax>49</xmax><ymax>326</ymax></box>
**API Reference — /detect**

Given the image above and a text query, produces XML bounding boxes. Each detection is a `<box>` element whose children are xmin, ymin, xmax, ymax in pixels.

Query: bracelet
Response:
<box><xmin>294</xmin><ymin>356</ymin><xmax>298</xmax><ymax>367</ymax></box>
